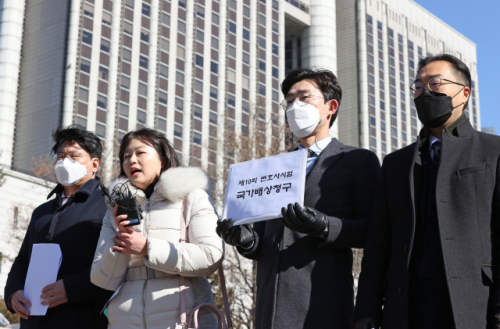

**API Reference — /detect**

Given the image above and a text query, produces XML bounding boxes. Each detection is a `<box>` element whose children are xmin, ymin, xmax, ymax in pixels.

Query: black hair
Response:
<box><xmin>52</xmin><ymin>126</ymin><xmax>103</xmax><ymax>160</ymax></box>
<box><xmin>280</xmin><ymin>67</ymin><xmax>342</xmax><ymax>127</ymax></box>
<box><xmin>118</xmin><ymin>128</ymin><xmax>180</xmax><ymax>178</ymax></box>
<box><xmin>417</xmin><ymin>53</ymin><xmax>472</xmax><ymax>109</ymax></box>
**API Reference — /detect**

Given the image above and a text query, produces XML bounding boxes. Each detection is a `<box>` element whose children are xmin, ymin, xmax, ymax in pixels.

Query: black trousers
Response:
<box><xmin>409</xmin><ymin>278</ymin><xmax>455</xmax><ymax>329</ymax></box>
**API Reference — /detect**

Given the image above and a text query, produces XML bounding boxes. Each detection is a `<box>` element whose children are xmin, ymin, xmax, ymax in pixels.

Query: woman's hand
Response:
<box><xmin>113</xmin><ymin>230</ymin><xmax>148</xmax><ymax>256</ymax></box>
<box><xmin>113</xmin><ymin>204</ymin><xmax>130</xmax><ymax>232</ymax></box>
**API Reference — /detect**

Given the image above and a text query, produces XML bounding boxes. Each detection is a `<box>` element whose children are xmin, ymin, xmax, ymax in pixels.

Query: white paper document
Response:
<box><xmin>24</xmin><ymin>244</ymin><xmax>63</xmax><ymax>316</ymax></box>
<box><xmin>223</xmin><ymin>149</ymin><xmax>307</xmax><ymax>225</ymax></box>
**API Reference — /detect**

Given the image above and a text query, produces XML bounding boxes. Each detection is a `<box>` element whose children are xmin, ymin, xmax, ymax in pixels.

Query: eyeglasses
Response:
<box><xmin>410</xmin><ymin>77</ymin><xmax>466</xmax><ymax>97</ymax></box>
<box><xmin>54</xmin><ymin>152</ymin><xmax>84</xmax><ymax>162</ymax></box>
<box><xmin>280</xmin><ymin>94</ymin><xmax>324</xmax><ymax>111</ymax></box>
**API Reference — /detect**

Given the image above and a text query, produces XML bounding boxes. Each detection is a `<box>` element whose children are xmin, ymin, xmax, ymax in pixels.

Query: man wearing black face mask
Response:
<box><xmin>354</xmin><ymin>54</ymin><xmax>500</xmax><ymax>329</ymax></box>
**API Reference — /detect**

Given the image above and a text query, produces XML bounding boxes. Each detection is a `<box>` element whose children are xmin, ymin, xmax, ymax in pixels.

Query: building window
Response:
<box><xmin>137</xmin><ymin>109</ymin><xmax>147</xmax><ymax>123</ymax></box>
<box><xmin>97</xmin><ymin>95</ymin><xmax>107</xmax><ymax>109</ymax></box>
<box><xmin>82</xmin><ymin>31</ymin><xmax>93</xmax><ymax>45</ymax></box>
<box><xmin>80</xmin><ymin>59</ymin><xmax>91</xmax><ymax>73</ymax></box>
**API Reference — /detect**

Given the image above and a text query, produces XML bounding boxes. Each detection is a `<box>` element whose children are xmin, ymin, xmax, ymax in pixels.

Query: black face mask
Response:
<box><xmin>414</xmin><ymin>89</ymin><xmax>457</xmax><ymax>129</ymax></box>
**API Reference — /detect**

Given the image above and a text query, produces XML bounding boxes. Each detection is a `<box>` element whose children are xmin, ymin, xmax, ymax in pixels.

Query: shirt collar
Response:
<box><xmin>298</xmin><ymin>137</ymin><xmax>332</xmax><ymax>156</ymax></box>
<box><xmin>429</xmin><ymin>135</ymin><xmax>441</xmax><ymax>152</ymax></box>
<box><xmin>48</xmin><ymin>177</ymin><xmax>101</xmax><ymax>200</ymax></box>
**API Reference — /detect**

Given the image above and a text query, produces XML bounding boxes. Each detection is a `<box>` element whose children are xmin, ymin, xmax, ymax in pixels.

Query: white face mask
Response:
<box><xmin>54</xmin><ymin>158</ymin><xmax>94</xmax><ymax>186</ymax></box>
<box><xmin>286</xmin><ymin>101</ymin><xmax>328</xmax><ymax>138</ymax></box>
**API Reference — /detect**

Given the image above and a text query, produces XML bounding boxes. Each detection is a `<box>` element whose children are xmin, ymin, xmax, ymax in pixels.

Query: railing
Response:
<box><xmin>285</xmin><ymin>0</ymin><xmax>309</xmax><ymax>14</ymax></box>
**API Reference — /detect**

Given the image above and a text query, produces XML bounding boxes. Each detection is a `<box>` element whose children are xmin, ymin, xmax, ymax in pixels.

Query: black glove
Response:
<box><xmin>216</xmin><ymin>218</ymin><xmax>255</xmax><ymax>248</ymax></box>
<box><xmin>279</xmin><ymin>202</ymin><xmax>328</xmax><ymax>237</ymax></box>
<box><xmin>353</xmin><ymin>317</ymin><xmax>380</xmax><ymax>329</ymax></box>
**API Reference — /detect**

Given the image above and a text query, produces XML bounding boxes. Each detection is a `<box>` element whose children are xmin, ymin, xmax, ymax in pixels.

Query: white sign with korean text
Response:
<box><xmin>222</xmin><ymin>149</ymin><xmax>307</xmax><ymax>225</ymax></box>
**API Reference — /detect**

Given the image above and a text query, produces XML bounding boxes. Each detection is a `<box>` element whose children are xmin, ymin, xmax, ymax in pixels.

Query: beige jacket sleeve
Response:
<box><xmin>144</xmin><ymin>189</ymin><xmax>224</xmax><ymax>277</ymax></box>
<box><xmin>91</xmin><ymin>209</ymin><xmax>131</xmax><ymax>291</ymax></box>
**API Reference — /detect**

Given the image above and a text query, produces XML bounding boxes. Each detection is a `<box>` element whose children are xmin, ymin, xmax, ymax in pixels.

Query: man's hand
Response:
<box><xmin>353</xmin><ymin>317</ymin><xmax>380</xmax><ymax>329</ymax></box>
<box><xmin>40</xmin><ymin>280</ymin><xmax>68</xmax><ymax>309</ymax></box>
<box><xmin>113</xmin><ymin>230</ymin><xmax>148</xmax><ymax>255</ymax></box>
<box><xmin>216</xmin><ymin>219</ymin><xmax>255</xmax><ymax>248</ymax></box>
<box><xmin>279</xmin><ymin>202</ymin><xmax>328</xmax><ymax>237</ymax></box>
<box><xmin>11</xmin><ymin>290</ymin><xmax>31</xmax><ymax>320</ymax></box>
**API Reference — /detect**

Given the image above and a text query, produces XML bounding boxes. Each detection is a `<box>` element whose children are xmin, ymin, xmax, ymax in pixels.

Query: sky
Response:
<box><xmin>413</xmin><ymin>0</ymin><xmax>500</xmax><ymax>133</ymax></box>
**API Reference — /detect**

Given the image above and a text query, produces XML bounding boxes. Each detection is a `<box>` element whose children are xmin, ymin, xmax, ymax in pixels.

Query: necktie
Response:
<box><xmin>308</xmin><ymin>149</ymin><xmax>316</xmax><ymax>159</ymax></box>
<box><xmin>431</xmin><ymin>141</ymin><xmax>441</xmax><ymax>164</ymax></box>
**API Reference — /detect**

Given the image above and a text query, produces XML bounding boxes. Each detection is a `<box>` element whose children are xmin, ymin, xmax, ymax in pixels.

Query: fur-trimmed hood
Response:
<box><xmin>103</xmin><ymin>167</ymin><xmax>211</xmax><ymax>210</ymax></box>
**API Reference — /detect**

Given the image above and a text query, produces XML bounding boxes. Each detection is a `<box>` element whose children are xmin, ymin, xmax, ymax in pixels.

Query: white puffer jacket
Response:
<box><xmin>91</xmin><ymin>167</ymin><xmax>224</xmax><ymax>329</ymax></box>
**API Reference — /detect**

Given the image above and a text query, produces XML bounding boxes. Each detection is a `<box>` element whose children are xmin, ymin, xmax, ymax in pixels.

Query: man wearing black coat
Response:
<box><xmin>354</xmin><ymin>54</ymin><xmax>500</xmax><ymax>329</ymax></box>
<box><xmin>217</xmin><ymin>68</ymin><xmax>381</xmax><ymax>329</ymax></box>
<box><xmin>5</xmin><ymin>127</ymin><xmax>112</xmax><ymax>329</ymax></box>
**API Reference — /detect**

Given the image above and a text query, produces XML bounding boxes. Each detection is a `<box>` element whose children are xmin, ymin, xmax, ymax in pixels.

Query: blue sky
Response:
<box><xmin>413</xmin><ymin>0</ymin><xmax>500</xmax><ymax>133</ymax></box>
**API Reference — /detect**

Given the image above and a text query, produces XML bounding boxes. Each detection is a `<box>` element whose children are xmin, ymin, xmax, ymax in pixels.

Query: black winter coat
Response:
<box><xmin>5</xmin><ymin>178</ymin><xmax>112</xmax><ymax>329</ymax></box>
<box><xmin>355</xmin><ymin>119</ymin><xmax>500</xmax><ymax>329</ymax></box>
<box><xmin>238</xmin><ymin>139</ymin><xmax>381</xmax><ymax>329</ymax></box>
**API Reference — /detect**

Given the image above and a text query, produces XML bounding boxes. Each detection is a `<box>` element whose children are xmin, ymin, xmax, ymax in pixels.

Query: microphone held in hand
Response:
<box><xmin>101</xmin><ymin>181</ymin><xmax>143</xmax><ymax>227</ymax></box>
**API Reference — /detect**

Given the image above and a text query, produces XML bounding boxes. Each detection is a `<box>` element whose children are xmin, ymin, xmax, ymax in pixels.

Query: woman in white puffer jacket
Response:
<box><xmin>91</xmin><ymin>128</ymin><xmax>224</xmax><ymax>329</ymax></box>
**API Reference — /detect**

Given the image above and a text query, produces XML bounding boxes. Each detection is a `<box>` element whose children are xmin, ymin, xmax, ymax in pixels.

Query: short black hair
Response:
<box><xmin>281</xmin><ymin>68</ymin><xmax>342</xmax><ymax>127</ymax></box>
<box><xmin>118</xmin><ymin>128</ymin><xmax>180</xmax><ymax>178</ymax></box>
<box><xmin>52</xmin><ymin>126</ymin><xmax>103</xmax><ymax>160</ymax></box>
<box><xmin>417</xmin><ymin>54</ymin><xmax>472</xmax><ymax>109</ymax></box>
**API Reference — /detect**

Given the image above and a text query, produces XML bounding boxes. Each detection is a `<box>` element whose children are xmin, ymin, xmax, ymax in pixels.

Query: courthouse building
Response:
<box><xmin>0</xmin><ymin>0</ymin><xmax>480</xmax><ymax>296</ymax></box>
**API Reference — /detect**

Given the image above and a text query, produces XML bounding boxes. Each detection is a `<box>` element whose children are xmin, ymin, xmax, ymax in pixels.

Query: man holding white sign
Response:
<box><xmin>217</xmin><ymin>68</ymin><xmax>381</xmax><ymax>329</ymax></box>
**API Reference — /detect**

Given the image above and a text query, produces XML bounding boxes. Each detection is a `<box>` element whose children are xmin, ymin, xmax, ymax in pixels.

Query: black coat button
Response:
<box><xmin>276</xmin><ymin>243</ymin><xmax>280</xmax><ymax>249</ymax></box>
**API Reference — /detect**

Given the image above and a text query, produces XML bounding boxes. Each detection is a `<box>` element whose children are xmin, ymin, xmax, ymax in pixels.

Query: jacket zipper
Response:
<box><xmin>142</xmin><ymin>200</ymin><xmax>151</xmax><ymax>329</ymax></box>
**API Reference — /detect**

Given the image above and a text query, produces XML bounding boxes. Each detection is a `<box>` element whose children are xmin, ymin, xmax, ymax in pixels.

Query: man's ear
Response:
<box><xmin>328</xmin><ymin>99</ymin><xmax>339</xmax><ymax>116</ymax></box>
<box><xmin>92</xmin><ymin>158</ymin><xmax>100</xmax><ymax>174</ymax></box>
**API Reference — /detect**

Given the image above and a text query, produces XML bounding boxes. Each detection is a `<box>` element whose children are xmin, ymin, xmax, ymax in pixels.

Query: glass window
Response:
<box><xmin>259</xmin><ymin>60</ymin><xmax>266</xmax><ymax>71</ymax></box>
<box><xmin>158</xmin><ymin>118</ymin><xmax>167</xmax><ymax>131</ymax></box>
<box><xmin>80</xmin><ymin>59</ymin><xmax>91</xmax><ymax>73</ymax></box>
<box><xmin>101</xmin><ymin>38</ymin><xmax>110</xmax><ymax>52</ymax></box>
<box><xmin>179</xmin><ymin>0</ymin><xmax>186</xmax><ymax>8</ymax></box>
<box><xmin>242</xmin><ymin>76</ymin><xmax>249</xmax><ymax>89</ymax></box>
<box><xmin>370</xmin><ymin>115</ymin><xmax>376</xmax><ymax>126</ymax></box>
<box><xmin>228</xmin><ymin>70</ymin><xmax>235</xmax><ymax>82</ymax></box>
<box><xmin>83</xmin><ymin>3</ymin><xmax>94</xmax><ymax>17</ymax></box>
<box><xmin>124</xmin><ymin>22</ymin><xmax>133</xmax><ymax>35</ymax></box>
<box><xmin>174</xmin><ymin>124</ymin><xmax>183</xmax><ymax>137</ymax></box>
<box><xmin>228</xmin><ymin>46</ymin><xmax>236</xmax><ymax>58</ymax></box>
<box><xmin>228</xmin><ymin>95</ymin><xmax>235</xmax><ymax>106</ymax></box>
<box><xmin>121</xmin><ymin>75</ymin><xmax>130</xmax><ymax>89</ymax></box>
<box><xmin>160</xmin><ymin>65</ymin><xmax>168</xmax><ymax>78</ymax></box>
<box><xmin>161</xmin><ymin>38</ymin><xmax>169</xmax><ymax>52</ymax></box>
<box><xmin>139</xmin><ymin>56</ymin><xmax>148</xmax><ymax>69</ymax></box>
<box><xmin>242</xmin><ymin>52</ymin><xmax>250</xmax><ymax>64</ymax></box>
<box><xmin>177</xmin><ymin>45</ymin><xmax>185</xmax><ymax>59</ymax></box>
<box><xmin>137</xmin><ymin>110</ymin><xmax>147</xmax><ymax>123</ymax></box>
<box><xmin>229</xmin><ymin>0</ymin><xmax>237</xmax><ymax>10</ymax></box>
<box><xmin>142</xmin><ymin>3</ymin><xmax>151</xmax><ymax>16</ymax></box>
<box><xmin>99</xmin><ymin>66</ymin><xmax>109</xmax><ymax>80</ymax></box>
<box><xmin>229</xmin><ymin>22</ymin><xmax>236</xmax><ymax>34</ymax></box>
<box><xmin>259</xmin><ymin>14</ymin><xmax>266</xmax><ymax>26</ymax></box>
<box><xmin>178</xmin><ymin>21</ymin><xmax>186</xmax><ymax>34</ymax></box>
<box><xmin>196</xmin><ymin>29</ymin><xmax>204</xmax><ymax>42</ymax></box>
<box><xmin>259</xmin><ymin>84</ymin><xmax>266</xmax><ymax>96</ymax></box>
<box><xmin>122</xmin><ymin>48</ymin><xmax>132</xmax><ymax>62</ymax></box>
<box><xmin>82</xmin><ymin>31</ymin><xmax>93</xmax><ymax>45</ymax></box>
<box><xmin>272</xmin><ymin>43</ymin><xmax>278</xmax><ymax>55</ymax></box>
<box><xmin>76</xmin><ymin>116</ymin><xmax>87</xmax><ymax>129</ymax></box>
<box><xmin>162</xmin><ymin>13</ymin><xmax>170</xmax><ymax>26</ymax></box>
<box><xmin>243</xmin><ymin>5</ymin><xmax>250</xmax><ymax>17</ymax></box>
<box><xmin>212</xmin><ymin>13</ymin><xmax>219</xmax><ymax>25</ymax></box>
<box><xmin>272</xmin><ymin>67</ymin><xmax>278</xmax><ymax>78</ymax></box>
<box><xmin>259</xmin><ymin>37</ymin><xmax>266</xmax><ymax>49</ymax></box>
<box><xmin>96</xmin><ymin>123</ymin><xmax>106</xmax><ymax>138</ymax></box>
<box><xmin>272</xmin><ymin>91</ymin><xmax>279</xmax><ymax>102</ymax></box>
<box><xmin>211</xmin><ymin>36</ymin><xmax>219</xmax><ymax>49</ymax></box>
<box><xmin>125</xmin><ymin>0</ymin><xmax>134</xmax><ymax>8</ymax></box>
<box><xmin>210</xmin><ymin>112</ymin><xmax>217</xmax><ymax>124</ymax></box>
<box><xmin>197</xmin><ymin>4</ymin><xmax>205</xmax><ymax>18</ymax></box>
<box><xmin>194</xmin><ymin>132</ymin><xmax>202</xmax><ymax>145</ymax></box>
<box><xmin>272</xmin><ymin>21</ymin><xmax>278</xmax><ymax>33</ymax></box>
<box><xmin>210</xmin><ymin>86</ymin><xmax>217</xmax><ymax>99</ymax></box>
<box><xmin>102</xmin><ymin>12</ymin><xmax>112</xmax><ymax>25</ymax></box>
<box><xmin>243</xmin><ymin>28</ymin><xmax>250</xmax><ymax>41</ymax></box>
<box><xmin>159</xmin><ymin>91</ymin><xmax>168</xmax><ymax>104</ymax></box>
<box><xmin>79</xmin><ymin>87</ymin><xmax>89</xmax><ymax>102</ymax></box>
<box><xmin>194</xmin><ymin>105</ymin><xmax>202</xmax><ymax>118</ymax></box>
<box><xmin>176</xmin><ymin>72</ymin><xmax>184</xmax><ymax>84</ymax></box>
<box><xmin>195</xmin><ymin>80</ymin><xmax>203</xmax><ymax>93</ymax></box>
<box><xmin>175</xmin><ymin>98</ymin><xmax>183</xmax><ymax>111</ymax></box>
<box><xmin>138</xmin><ymin>83</ymin><xmax>147</xmax><ymax>96</ymax></box>
<box><xmin>120</xmin><ymin>103</ymin><xmax>129</xmax><ymax>117</ymax></box>
<box><xmin>211</xmin><ymin>61</ymin><xmax>218</xmax><ymax>74</ymax></box>
<box><xmin>195</xmin><ymin>54</ymin><xmax>203</xmax><ymax>67</ymax></box>
<box><xmin>97</xmin><ymin>95</ymin><xmax>107</xmax><ymax>109</ymax></box>
<box><xmin>141</xmin><ymin>30</ymin><xmax>150</xmax><ymax>43</ymax></box>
